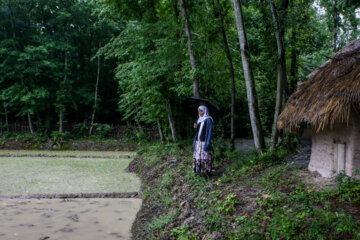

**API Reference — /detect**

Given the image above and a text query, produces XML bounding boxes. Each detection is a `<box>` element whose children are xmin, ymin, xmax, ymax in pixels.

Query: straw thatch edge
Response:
<box><xmin>278</xmin><ymin>39</ymin><xmax>360</xmax><ymax>132</ymax></box>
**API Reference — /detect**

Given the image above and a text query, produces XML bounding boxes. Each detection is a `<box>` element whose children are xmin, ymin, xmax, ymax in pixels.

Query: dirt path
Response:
<box><xmin>0</xmin><ymin>198</ymin><xmax>142</xmax><ymax>240</ymax></box>
<box><xmin>234</xmin><ymin>138</ymin><xmax>257</xmax><ymax>153</ymax></box>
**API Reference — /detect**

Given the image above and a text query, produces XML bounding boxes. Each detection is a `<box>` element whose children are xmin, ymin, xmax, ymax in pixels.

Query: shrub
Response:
<box><xmin>51</xmin><ymin>131</ymin><xmax>70</xmax><ymax>149</ymax></box>
<box><xmin>170</xmin><ymin>224</ymin><xmax>199</xmax><ymax>240</ymax></box>
<box><xmin>92</xmin><ymin>123</ymin><xmax>111</xmax><ymax>138</ymax></box>
<box><xmin>73</xmin><ymin>123</ymin><xmax>89</xmax><ymax>136</ymax></box>
<box><xmin>218</xmin><ymin>193</ymin><xmax>241</xmax><ymax>215</ymax></box>
<box><xmin>256</xmin><ymin>148</ymin><xmax>287</xmax><ymax>167</ymax></box>
<box><xmin>335</xmin><ymin>174</ymin><xmax>360</xmax><ymax>203</ymax></box>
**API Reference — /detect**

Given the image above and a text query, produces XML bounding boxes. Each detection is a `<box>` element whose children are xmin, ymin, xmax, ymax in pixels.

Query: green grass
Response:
<box><xmin>132</xmin><ymin>142</ymin><xmax>360</xmax><ymax>240</ymax></box>
<box><xmin>0</xmin><ymin>156</ymin><xmax>140</xmax><ymax>196</ymax></box>
<box><xmin>146</xmin><ymin>210</ymin><xmax>179</xmax><ymax>231</ymax></box>
<box><xmin>0</xmin><ymin>150</ymin><xmax>135</xmax><ymax>156</ymax></box>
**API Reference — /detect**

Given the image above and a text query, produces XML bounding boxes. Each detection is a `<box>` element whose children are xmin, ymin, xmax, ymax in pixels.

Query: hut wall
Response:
<box><xmin>309</xmin><ymin>111</ymin><xmax>359</xmax><ymax>178</ymax></box>
<box><xmin>353</xmin><ymin>113</ymin><xmax>360</xmax><ymax>179</ymax></box>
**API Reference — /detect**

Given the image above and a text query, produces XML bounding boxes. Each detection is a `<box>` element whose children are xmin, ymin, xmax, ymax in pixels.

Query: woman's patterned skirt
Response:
<box><xmin>193</xmin><ymin>141</ymin><xmax>214</xmax><ymax>174</ymax></box>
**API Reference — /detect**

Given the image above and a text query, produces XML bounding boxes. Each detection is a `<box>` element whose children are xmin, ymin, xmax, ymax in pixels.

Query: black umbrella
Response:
<box><xmin>182</xmin><ymin>96</ymin><xmax>220</xmax><ymax>119</ymax></box>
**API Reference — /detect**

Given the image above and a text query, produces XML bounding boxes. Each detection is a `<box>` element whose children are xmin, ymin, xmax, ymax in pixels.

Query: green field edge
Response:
<box><xmin>0</xmin><ymin>153</ymin><xmax>133</xmax><ymax>159</ymax></box>
<box><xmin>0</xmin><ymin>192</ymin><xmax>140</xmax><ymax>199</ymax></box>
<box><xmin>0</xmin><ymin>150</ymin><xmax>137</xmax><ymax>156</ymax></box>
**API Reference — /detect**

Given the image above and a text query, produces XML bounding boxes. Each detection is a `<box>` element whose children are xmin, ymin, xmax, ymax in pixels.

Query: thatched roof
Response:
<box><xmin>278</xmin><ymin>39</ymin><xmax>360</xmax><ymax>132</ymax></box>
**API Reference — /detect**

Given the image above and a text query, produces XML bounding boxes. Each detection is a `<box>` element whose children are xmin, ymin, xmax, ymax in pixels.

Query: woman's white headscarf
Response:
<box><xmin>197</xmin><ymin>105</ymin><xmax>213</xmax><ymax>140</ymax></box>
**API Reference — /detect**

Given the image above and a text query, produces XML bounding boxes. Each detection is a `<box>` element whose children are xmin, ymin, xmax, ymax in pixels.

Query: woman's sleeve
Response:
<box><xmin>204</xmin><ymin>119</ymin><xmax>213</xmax><ymax>151</ymax></box>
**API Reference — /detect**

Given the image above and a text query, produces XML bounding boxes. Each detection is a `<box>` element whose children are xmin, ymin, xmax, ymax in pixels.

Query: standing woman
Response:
<box><xmin>193</xmin><ymin>105</ymin><xmax>214</xmax><ymax>175</ymax></box>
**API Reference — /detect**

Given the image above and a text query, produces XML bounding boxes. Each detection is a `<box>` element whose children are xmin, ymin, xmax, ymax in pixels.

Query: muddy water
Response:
<box><xmin>0</xmin><ymin>198</ymin><xmax>142</xmax><ymax>240</ymax></box>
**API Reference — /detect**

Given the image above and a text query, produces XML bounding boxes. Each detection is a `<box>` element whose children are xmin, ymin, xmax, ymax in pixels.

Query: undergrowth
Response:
<box><xmin>0</xmin><ymin>131</ymin><xmax>137</xmax><ymax>150</ymax></box>
<box><xmin>131</xmin><ymin>141</ymin><xmax>360</xmax><ymax>240</ymax></box>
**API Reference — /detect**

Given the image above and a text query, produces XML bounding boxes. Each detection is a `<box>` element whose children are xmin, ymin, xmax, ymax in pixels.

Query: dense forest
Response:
<box><xmin>1</xmin><ymin>0</ymin><xmax>359</xmax><ymax>148</ymax></box>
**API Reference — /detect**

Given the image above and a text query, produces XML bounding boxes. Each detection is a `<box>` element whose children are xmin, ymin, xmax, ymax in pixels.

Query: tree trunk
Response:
<box><xmin>289</xmin><ymin>29</ymin><xmax>298</xmax><ymax>94</ymax></box>
<box><xmin>278</xmin><ymin>0</ymin><xmax>289</xmax><ymax>102</ymax></box>
<box><xmin>166</xmin><ymin>100</ymin><xmax>177</xmax><ymax>141</ymax></box>
<box><xmin>156</xmin><ymin>117</ymin><xmax>164</xmax><ymax>142</ymax></box>
<box><xmin>233</xmin><ymin>0</ymin><xmax>266</xmax><ymax>153</ymax></box>
<box><xmin>4</xmin><ymin>104</ymin><xmax>9</xmax><ymax>131</ymax></box>
<box><xmin>27</xmin><ymin>112</ymin><xmax>34</xmax><ymax>134</ymax></box>
<box><xmin>89</xmin><ymin>43</ymin><xmax>101</xmax><ymax>135</ymax></box>
<box><xmin>174</xmin><ymin>0</ymin><xmax>180</xmax><ymax>18</ymax></box>
<box><xmin>59</xmin><ymin>51</ymin><xmax>67</xmax><ymax>133</ymax></box>
<box><xmin>269</xmin><ymin>0</ymin><xmax>286</xmax><ymax>150</ymax></box>
<box><xmin>179</xmin><ymin>0</ymin><xmax>199</xmax><ymax>97</ymax></box>
<box><xmin>333</xmin><ymin>0</ymin><xmax>338</xmax><ymax>52</ymax></box>
<box><xmin>7</xmin><ymin>0</ymin><xmax>17</xmax><ymax>50</ymax></box>
<box><xmin>59</xmin><ymin>111</ymin><xmax>63</xmax><ymax>133</ymax></box>
<box><xmin>216</xmin><ymin>0</ymin><xmax>236</xmax><ymax>151</ymax></box>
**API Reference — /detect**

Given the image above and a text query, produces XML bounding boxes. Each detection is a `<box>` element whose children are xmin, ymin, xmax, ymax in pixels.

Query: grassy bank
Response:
<box><xmin>130</xmin><ymin>142</ymin><xmax>360</xmax><ymax>239</ymax></box>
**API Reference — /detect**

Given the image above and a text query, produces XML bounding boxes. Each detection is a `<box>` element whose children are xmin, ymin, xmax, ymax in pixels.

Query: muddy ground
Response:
<box><xmin>0</xmin><ymin>198</ymin><xmax>142</xmax><ymax>240</ymax></box>
<box><xmin>0</xmin><ymin>150</ymin><xmax>142</xmax><ymax>240</ymax></box>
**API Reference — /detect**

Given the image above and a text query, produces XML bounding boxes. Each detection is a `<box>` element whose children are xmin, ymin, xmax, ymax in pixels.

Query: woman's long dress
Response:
<box><xmin>193</xmin><ymin>140</ymin><xmax>214</xmax><ymax>174</ymax></box>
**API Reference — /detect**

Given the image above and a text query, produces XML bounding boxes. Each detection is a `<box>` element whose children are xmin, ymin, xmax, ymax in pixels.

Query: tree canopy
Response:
<box><xmin>0</xmin><ymin>0</ymin><xmax>359</xmax><ymax>144</ymax></box>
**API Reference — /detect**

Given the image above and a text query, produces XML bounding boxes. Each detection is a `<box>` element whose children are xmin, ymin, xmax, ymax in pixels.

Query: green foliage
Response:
<box><xmin>146</xmin><ymin>210</ymin><xmax>178</xmax><ymax>232</ymax></box>
<box><xmin>1</xmin><ymin>0</ymin><xmax>353</xmax><ymax>140</ymax></box>
<box><xmin>278</xmin><ymin>131</ymin><xmax>301</xmax><ymax>152</ymax></box>
<box><xmin>0</xmin><ymin>0</ymin><xmax>120</xmax><ymax>134</ymax></box>
<box><xmin>134</xmin><ymin>141</ymin><xmax>360</xmax><ymax>239</ymax></box>
<box><xmin>73</xmin><ymin>123</ymin><xmax>89</xmax><ymax>136</ymax></box>
<box><xmin>51</xmin><ymin>131</ymin><xmax>70</xmax><ymax>149</ymax></box>
<box><xmin>204</xmin><ymin>211</ymin><xmax>228</xmax><ymax>232</ymax></box>
<box><xmin>227</xmin><ymin>150</ymin><xmax>249</xmax><ymax>170</ymax></box>
<box><xmin>254</xmin><ymin>148</ymin><xmax>288</xmax><ymax>167</ymax></box>
<box><xmin>170</xmin><ymin>224</ymin><xmax>199</xmax><ymax>240</ymax></box>
<box><xmin>125</xmin><ymin>127</ymin><xmax>151</xmax><ymax>143</ymax></box>
<box><xmin>160</xmin><ymin>170</ymin><xmax>175</xmax><ymax>190</ymax></box>
<box><xmin>335</xmin><ymin>174</ymin><xmax>360</xmax><ymax>203</ymax></box>
<box><xmin>16</xmin><ymin>133</ymin><xmax>48</xmax><ymax>149</ymax></box>
<box><xmin>0</xmin><ymin>132</ymin><xmax>48</xmax><ymax>148</ymax></box>
<box><xmin>92</xmin><ymin>123</ymin><xmax>111</xmax><ymax>138</ymax></box>
<box><xmin>218</xmin><ymin>193</ymin><xmax>241</xmax><ymax>215</ymax></box>
<box><xmin>228</xmin><ymin>168</ymin><xmax>359</xmax><ymax>239</ymax></box>
<box><xmin>212</xmin><ymin>135</ymin><xmax>230</xmax><ymax>162</ymax></box>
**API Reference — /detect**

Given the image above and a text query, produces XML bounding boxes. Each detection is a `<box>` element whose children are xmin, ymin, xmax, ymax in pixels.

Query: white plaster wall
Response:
<box><xmin>353</xmin><ymin>113</ymin><xmax>360</xmax><ymax>179</ymax></box>
<box><xmin>308</xmin><ymin>111</ymin><xmax>359</xmax><ymax>178</ymax></box>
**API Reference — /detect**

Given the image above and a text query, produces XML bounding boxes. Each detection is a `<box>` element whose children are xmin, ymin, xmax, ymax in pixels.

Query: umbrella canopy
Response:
<box><xmin>182</xmin><ymin>96</ymin><xmax>220</xmax><ymax>119</ymax></box>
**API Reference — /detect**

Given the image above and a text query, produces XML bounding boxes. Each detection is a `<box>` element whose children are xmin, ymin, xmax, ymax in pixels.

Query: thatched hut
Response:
<box><xmin>278</xmin><ymin>39</ymin><xmax>360</xmax><ymax>178</ymax></box>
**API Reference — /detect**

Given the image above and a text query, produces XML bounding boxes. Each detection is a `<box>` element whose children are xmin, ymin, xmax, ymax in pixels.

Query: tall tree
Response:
<box><xmin>333</xmin><ymin>0</ymin><xmax>338</xmax><ymax>52</ymax></box>
<box><xmin>212</xmin><ymin>0</ymin><xmax>236</xmax><ymax>150</ymax></box>
<box><xmin>179</xmin><ymin>0</ymin><xmax>200</xmax><ymax>97</ymax></box>
<box><xmin>166</xmin><ymin>99</ymin><xmax>177</xmax><ymax>141</ymax></box>
<box><xmin>3</xmin><ymin>103</ymin><xmax>9</xmax><ymax>131</ymax></box>
<box><xmin>58</xmin><ymin>50</ymin><xmax>67</xmax><ymax>133</ymax></box>
<box><xmin>269</xmin><ymin>0</ymin><xmax>287</xmax><ymax>150</ymax></box>
<box><xmin>156</xmin><ymin>117</ymin><xmax>164</xmax><ymax>142</ymax></box>
<box><xmin>89</xmin><ymin>43</ymin><xmax>101</xmax><ymax>135</ymax></box>
<box><xmin>233</xmin><ymin>0</ymin><xmax>266</xmax><ymax>153</ymax></box>
<box><xmin>289</xmin><ymin>28</ymin><xmax>298</xmax><ymax>94</ymax></box>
